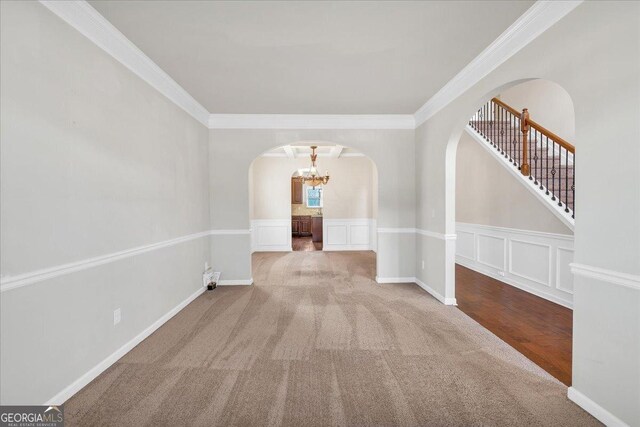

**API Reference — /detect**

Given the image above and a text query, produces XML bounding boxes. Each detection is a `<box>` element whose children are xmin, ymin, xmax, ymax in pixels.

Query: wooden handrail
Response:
<box><xmin>527</xmin><ymin>119</ymin><xmax>575</xmax><ymax>153</ymax></box>
<box><xmin>470</xmin><ymin>98</ymin><xmax>576</xmax><ymax>217</ymax></box>
<box><xmin>491</xmin><ymin>97</ymin><xmax>575</xmax><ymax>154</ymax></box>
<box><xmin>491</xmin><ymin>97</ymin><xmax>520</xmax><ymax>117</ymax></box>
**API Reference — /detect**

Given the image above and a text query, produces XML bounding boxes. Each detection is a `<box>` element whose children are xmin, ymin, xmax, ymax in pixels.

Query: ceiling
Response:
<box><xmin>262</xmin><ymin>145</ymin><xmax>363</xmax><ymax>158</ymax></box>
<box><xmin>89</xmin><ymin>1</ymin><xmax>534</xmax><ymax>115</ymax></box>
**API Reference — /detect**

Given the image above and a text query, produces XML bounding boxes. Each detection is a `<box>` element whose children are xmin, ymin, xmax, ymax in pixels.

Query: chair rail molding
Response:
<box><xmin>0</xmin><ymin>230</ymin><xmax>213</xmax><ymax>293</ymax></box>
<box><xmin>414</xmin><ymin>0</ymin><xmax>583</xmax><ymax>126</ymax></box>
<box><xmin>570</xmin><ymin>263</ymin><xmax>640</xmax><ymax>291</ymax></box>
<box><xmin>1</xmin><ymin>229</ymin><xmax>251</xmax><ymax>293</ymax></box>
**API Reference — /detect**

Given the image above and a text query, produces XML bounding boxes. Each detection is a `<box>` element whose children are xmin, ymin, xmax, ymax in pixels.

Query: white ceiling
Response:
<box><xmin>262</xmin><ymin>145</ymin><xmax>363</xmax><ymax>158</ymax></box>
<box><xmin>89</xmin><ymin>1</ymin><xmax>534</xmax><ymax>115</ymax></box>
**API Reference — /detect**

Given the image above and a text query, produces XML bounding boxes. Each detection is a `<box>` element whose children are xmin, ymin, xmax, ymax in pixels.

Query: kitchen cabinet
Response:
<box><xmin>291</xmin><ymin>178</ymin><xmax>303</xmax><ymax>204</ymax></box>
<box><xmin>292</xmin><ymin>216</ymin><xmax>312</xmax><ymax>237</ymax></box>
<box><xmin>312</xmin><ymin>217</ymin><xmax>323</xmax><ymax>242</ymax></box>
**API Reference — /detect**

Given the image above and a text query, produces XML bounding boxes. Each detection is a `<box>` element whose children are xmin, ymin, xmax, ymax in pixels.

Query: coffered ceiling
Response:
<box><xmin>89</xmin><ymin>1</ymin><xmax>534</xmax><ymax>115</ymax></box>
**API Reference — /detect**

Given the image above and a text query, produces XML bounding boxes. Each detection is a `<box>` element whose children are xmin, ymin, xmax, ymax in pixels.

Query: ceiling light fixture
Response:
<box><xmin>301</xmin><ymin>146</ymin><xmax>330</xmax><ymax>188</ymax></box>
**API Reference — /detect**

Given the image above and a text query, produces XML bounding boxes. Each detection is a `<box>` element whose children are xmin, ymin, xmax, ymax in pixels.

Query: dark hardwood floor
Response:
<box><xmin>455</xmin><ymin>264</ymin><xmax>573</xmax><ymax>386</ymax></box>
<box><xmin>292</xmin><ymin>236</ymin><xmax>322</xmax><ymax>251</ymax></box>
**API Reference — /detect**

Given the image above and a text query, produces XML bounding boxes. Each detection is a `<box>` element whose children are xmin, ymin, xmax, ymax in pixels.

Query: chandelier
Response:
<box><xmin>301</xmin><ymin>146</ymin><xmax>330</xmax><ymax>188</ymax></box>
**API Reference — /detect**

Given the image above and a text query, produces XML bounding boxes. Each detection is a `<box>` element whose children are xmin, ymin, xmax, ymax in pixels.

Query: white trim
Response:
<box><xmin>250</xmin><ymin>219</ymin><xmax>292</xmax><ymax>253</ymax></box>
<box><xmin>415</xmin><ymin>229</ymin><xmax>457</xmax><ymax>240</ymax></box>
<box><xmin>376</xmin><ymin>276</ymin><xmax>457</xmax><ymax>306</ymax></box>
<box><xmin>377</xmin><ymin>227</ymin><xmax>416</xmax><ymax>234</ymax></box>
<box><xmin>414</xmin><ymin>277</ymin><xmax>457</xmax><ymax>305</ymax></box>
<box><xmin>567</xmin><ymin>387</ymin><xmax>629</xmax><ymax>427</ymax></box>
<box><xmin>39</xmin><ymin>0</ymin><xmax>210</xmax><ymax>127</ymax></box>
<box><xmin>456</xmin><ymin>222</ymin><xmax>573</xmax><ymax>241</ymax></box>
<box><xmin>457</xmin><ymin>257</ymin><xmax>572</xmax><ymax>309</ymax></box>
<box><xmin>508</xmin><ymin>239</ymin><xmax>552</xmax><ymax>287</ymax></box>
<box><xmin>218</xmin><ymin>278</ymin><xmax>253</xmax><ymax>286</ymax></box>
<box><xmin>414</xmin><ymin>0</ymin><xmax>583</xmax><ymax>126</ymax></box>
<box><xmin>377</xmin><ymin>228</ymin><xmax>457</xmax><ymax>241</ymax></box>
<box><xmin>210</xmin><ymin>229</ymin><xmax>251</xmax><ymax>235</ymax></box>
<box><xmin>375</xmin><ymin>276</ymin><xmax>416</xmax><ymax>284</ymax></box>
<box><xmin>456</xmin><ymin>222</ymin><xmax>574</xmax><ymax>308</ymax></box>
<box><xmin>208</xmin><ymin>114</ymin><xmax>415</xmax><ymax>130</ymax></box>
<box><xmin>45</xmin><ymin>286</ymin><xmax>205</xmax><ymax>405</ymax></box>
<box><xmin>571</xmin><ymin>263</ymin><xmax>640</xmax><ymax>291</ymax></box>
<box><xmin>1</xmin><ymin>230</ymin><xmax>211</xmax><ymax>293</ymax></box>
<box><xmin>464</xmin><ymin>125</ymin><xmax>575</xmax><ymax>230</ymax></box>
<box><xmin>324</xmin><ymin>219</ymin><xmax>376</xmax><ymax>252</ymax></box>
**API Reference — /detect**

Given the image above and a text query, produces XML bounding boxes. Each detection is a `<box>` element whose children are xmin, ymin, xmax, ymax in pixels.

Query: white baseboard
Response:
<box><xmin>45</xmin><ymin>286</ymin><xmax>205</xmax><ymax>405</ymax></box>
<box><xmin>568</xmin><ymin>387</ymin><xmax>629</xmax><ymax>427</ymax></box>
<box><xmin>376</xmin><ymin>276</ymin><xmax>457</xmax><ymax>306</ymax></box>
<box><xmin>456</xmin><ymin>257</ymin><xmax>572</xmax><ymax>309</ymax></box>
<box><xmin>325</xmin><ymin>245</ymin><xmax>373</xmax><ymax>252</ymax></box>
<box><xmin>455</xmin><ymin>222</ymin><xmax>574</xmax><ymax>309</ymax></box>
<box><xmin>218</xmin><ymin>278</ymin><xmax>253</xmax><ymax>286</ymax></box>
<box><xmin>251</xmin><ymin>246</ymin><xmax>292</xmax><ymax>253</ymax></box>
<box><xmin>414</xmin><ymin>277</ymin><xmax>457</xmax><ymax>306</ymax></box>
<box><xmin>375</xmin><ymin>276</ymin><xmax>415</xmax><ymax>284</ymax></box>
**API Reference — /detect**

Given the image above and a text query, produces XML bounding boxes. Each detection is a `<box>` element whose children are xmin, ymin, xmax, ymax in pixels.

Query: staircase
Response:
<box><xmin>468</xmin><ymin>98</ymin><xmax>575</xmax><ymax>222</ymax></box>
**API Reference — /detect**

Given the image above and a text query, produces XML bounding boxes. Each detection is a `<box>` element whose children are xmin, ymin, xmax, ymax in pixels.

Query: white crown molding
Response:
<box><xmin>567</xmin><ymin>387</ymin><xmax>630</xmax><ymax>427</ymax></box>
<box><xmin>208</xmin><ymin>114</ymin><xmax>415</xmax><ymax>130</ymax></box>
<box><xmin>570</xmin><ymin>263</ymin><xmax>640</xmax><ymax>291</ymax></box>
<box><xmin>39</xmin><ymin>1</ymin><xmax>581</xmax><ymax>131</ymax></box>
<box><xmin>414</xmin><ymin>0</ymin><xmax>583</xmax><ymax>126</ymax></box>
<box><xmin>0</xmin><ymin>230</ymin><xmax>212</xmax><ymax>293</ymax></box>
<box><xmin>39</xmin><ymin>0</ymin><xmax>210</xmax><ymax>127</ymax></box>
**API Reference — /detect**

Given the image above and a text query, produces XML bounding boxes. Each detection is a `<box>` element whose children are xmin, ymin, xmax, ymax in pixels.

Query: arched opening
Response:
<box><xmin>248</xmin><ymin>142</ymin><xmax>379</xmax><ymax>278</ymax></box>
<box><xmin>445</xmin><ymin>78</ymin><xmax>577</xmax><ymax>385</ymax></box>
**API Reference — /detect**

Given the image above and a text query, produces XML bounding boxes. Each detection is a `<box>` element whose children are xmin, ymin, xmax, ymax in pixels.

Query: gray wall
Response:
<box><xmin>415</xmin><ymin>2</ymin><xmax>640</xmax><ymax>424</ymax></box>
<box><xmin>0</xmin><ymin>2</ymin><xmax>210</xmax><ymax>404</ymax></box>
<box><xmin>209</xmin><ymin>129</ymin><xmax>415</xmax><ymax>280</ymax></box>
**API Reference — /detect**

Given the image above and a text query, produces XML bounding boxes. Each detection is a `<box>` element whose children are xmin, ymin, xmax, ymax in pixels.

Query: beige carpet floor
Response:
<box><xmin>65</xmin><ymin>251</ymin><xmax>599</xmax><ymax>426</ymax></box>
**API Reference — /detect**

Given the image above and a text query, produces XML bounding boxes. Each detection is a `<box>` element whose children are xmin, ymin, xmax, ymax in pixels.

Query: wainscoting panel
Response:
<box><xmin>251</xmin><ymin>220</ymin><xmax>292</xmax><ymax>252</ymax></box>
<box><xmin>456</xmin><ymin>222</ymin><xmax>574</xmax><ymax>308</ymax></box>
<box><xmin>323</xmin><ymin>219</ymin><xmax>376</xmax><ymax>251</ymax></box>
<box><xmin>457</xmin><ymin>230</ymin><xmax>475</xmax><ymax>261</ymax></box>
<box><xmin>477</xmin><ymin>234</ymin><xmax>506</xmax><ymax>271</ymax></box>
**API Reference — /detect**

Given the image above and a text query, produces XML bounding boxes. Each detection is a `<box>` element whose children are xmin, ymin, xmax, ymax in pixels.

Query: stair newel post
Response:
<box><xmin>520</xmin><ymin>108</ymin><xmax>530</xmax><ymax>176</ymax></box>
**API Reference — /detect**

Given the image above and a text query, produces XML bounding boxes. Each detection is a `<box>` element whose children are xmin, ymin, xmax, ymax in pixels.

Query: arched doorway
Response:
<box><xmin>445</xmin><ymin>78</ymin><xmax>577</xmax><ymax>385</ymax></box>
<box><xmin>247</xmin><ymin>142</ymin><xmax>379</xmax><ymax>276</ymax></box>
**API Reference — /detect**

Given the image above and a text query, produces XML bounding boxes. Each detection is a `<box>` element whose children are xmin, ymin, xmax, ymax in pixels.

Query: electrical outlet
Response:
<box><xmin>204</xmin><ymin>262</ymin><xmax>210</xmax><ymax>270</ymax></box>
<box><xmin>431</xmin><ymin>209</ymin><xmax>435</xmax><ymax>218</ymax></box>
<box><xmin>421</xmin><ymin>260</ymin><xmax>425</xmax><ymax>270</ymax></box>
<box><xmin>113</xmin><ymin>308</ymin><xmax>121</xmax><ymax>325</ymax></box>
<box><xmin>498</xmin><ymin>271</ymin><xmax>505</xmax><ymax>277</ymax></box>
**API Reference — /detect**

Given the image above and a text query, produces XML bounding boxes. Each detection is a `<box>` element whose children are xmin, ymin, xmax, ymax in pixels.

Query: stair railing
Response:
<box><xmin>469</xmin><ymin>98</ymin><xmax>575</xmax><ymax>218</ymax></box>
